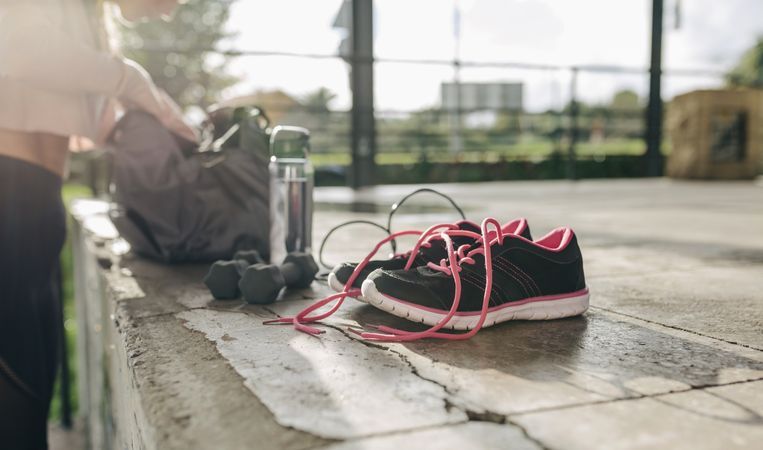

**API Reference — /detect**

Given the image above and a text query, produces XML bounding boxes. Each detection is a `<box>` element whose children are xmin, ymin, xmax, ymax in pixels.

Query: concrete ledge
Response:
<box><xmin>71</xmin><ymin>180</ymin><xmax>763</xmax><ymax>449</ymax></box>
<box><xmin>71</xmin><ymin>201</ymin><xmax>328</xmax><ymax>450</ymax></box>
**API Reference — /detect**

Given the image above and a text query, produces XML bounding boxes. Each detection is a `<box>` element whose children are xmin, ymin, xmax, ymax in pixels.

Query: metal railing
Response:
<box><xmin>132</xmin><ymin>32</ymin><xmax>725</xmax><ymax>183</ymax></box>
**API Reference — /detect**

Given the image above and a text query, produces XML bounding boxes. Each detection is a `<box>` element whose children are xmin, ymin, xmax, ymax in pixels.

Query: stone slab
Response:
<box><xmin>323</xmin><ymin>422</ymin><xmax>542</xmax><ymax>450</ymax></box>
<box><xmin>512</xmin><ymin>380</ymin><xmax>763</xmax><ymax>450</ymax></box>
<box><xmin>118</xmin><ymin>312</ymin><xmax>328</xmax><ymax>450</ymax></box>
<box><xmin>182</xmin><ymin>292</ymin><xmax>762</xmax><ymax>438</ymax></box>
<box><xmin>343</xmin><ymin>304</ymin><xmax>763</xmax><ymax>415</ymax></box>
<box><xmin>178</xmin><ymin>308</ymin><xmax>466</xmax><ymax>440</ymax></box>
<box><xmin>592</xmin><ymin>264</ymin><xmax>763</xmax><ymax>350</ymax></box>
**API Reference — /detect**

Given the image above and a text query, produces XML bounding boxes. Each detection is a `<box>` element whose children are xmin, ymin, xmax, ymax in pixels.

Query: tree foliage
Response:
<box><xmin>610</xmin><ymin>89</ymin><xmax>640</xmax><ymax>110</ymax></box>
<box><xmin>301</xmin><ymin>87</ymin><xmax>337</xmax><ymax>113</ymax></box>
<box><xmin>119</xmin><ymin>0</ymin><xmax>239</xmax><ymax>109</ymax></box>
<box><xmin>726</xmin><ymin>38</ymin><xmax>763</xmax><ymax>88</ymax></box>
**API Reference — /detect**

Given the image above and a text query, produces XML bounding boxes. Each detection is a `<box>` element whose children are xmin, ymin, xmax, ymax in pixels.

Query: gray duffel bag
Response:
<box><xmin>108</xmin><ymin>107</ymin><xmax>271</xmax><ymax>263</ymax></box>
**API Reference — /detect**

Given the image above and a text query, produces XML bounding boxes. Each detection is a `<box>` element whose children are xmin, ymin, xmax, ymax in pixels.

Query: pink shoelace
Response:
<box><xmin>264</xmin><ymin>218</ymin><xmax>504</xmax><ymax>342</ymax></box>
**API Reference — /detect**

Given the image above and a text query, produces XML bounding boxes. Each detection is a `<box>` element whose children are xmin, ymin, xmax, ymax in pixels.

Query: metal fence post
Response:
<box><xmin>349</xmin><ymin>0</ymin><xmax>376</xmax><ymax>188</ymax></box>
<box><xmin>645</xmin><ymin>0</ymin><xmax>665</xmax><ymax>176</ymax></box>
<box><xmin>567</xmin><ymin>67</ymin><xmax>579</xmax><ymax>180</ymax></box>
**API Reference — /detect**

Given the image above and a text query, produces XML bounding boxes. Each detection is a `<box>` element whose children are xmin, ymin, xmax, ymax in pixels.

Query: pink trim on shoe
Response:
<box><xmin>368</xmin><ymin>288</ymin><xmax>590</xmax><ymax>316</ymax></box>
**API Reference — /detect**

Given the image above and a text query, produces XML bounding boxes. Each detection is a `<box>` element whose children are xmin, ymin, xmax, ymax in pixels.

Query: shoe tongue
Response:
<box><xmin>411</xmin><ymin>220</ymin><xmax>484</xmax><ymax>263</ymax></box>
<box><xmin>456</xmin><ymin>220</ymin><xmax>480</xmax><ymax>232</ymax></box>
<box><xmin>415</xmin><ymin>221</ymin><xmax>476</xmax><ymax>262</ymax></box>
<box><xmin>422</xmin><ymin>221</ymin><xmax>479</xmax><ymax>248</ymax></box>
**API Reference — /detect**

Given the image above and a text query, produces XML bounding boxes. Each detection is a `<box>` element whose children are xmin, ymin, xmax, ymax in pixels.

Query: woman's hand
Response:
<box><xmin>154</xmin><ymin>89</ymin><xmax>200</xmax><ymax>143</ymax></box>
<box><xmin>116</xmin><ymin>59</ymin><xmax>199</xmax><ymax>143</ymax></box>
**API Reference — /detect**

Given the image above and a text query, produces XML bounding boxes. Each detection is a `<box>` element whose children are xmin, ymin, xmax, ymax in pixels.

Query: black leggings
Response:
<box><xmin>0</xmin><ymin>155</ymin><xmax>66</xmax><ymax>450</ymax></box>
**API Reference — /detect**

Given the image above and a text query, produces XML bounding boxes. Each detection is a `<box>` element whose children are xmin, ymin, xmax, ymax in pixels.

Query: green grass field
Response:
<box><xmin>311</xmin><ymin>138</ymin><xmax>657</xmax><ymax>166</ymax></box>
<box><xmin>48</xmin><ymin>184</ymin><xmax>91</xmax><ymax>422</ymax></box>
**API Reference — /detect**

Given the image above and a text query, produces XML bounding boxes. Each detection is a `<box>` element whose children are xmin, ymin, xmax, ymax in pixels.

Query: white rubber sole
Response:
<box><xmin>361</xmin><ymin>280</ymin><xmax>589</xmax><ymax>330</ymax></box>
<box><xmin>328</xmin><ymin>272</ymin><xmax>367</xmax><ymax>302</ymax></box>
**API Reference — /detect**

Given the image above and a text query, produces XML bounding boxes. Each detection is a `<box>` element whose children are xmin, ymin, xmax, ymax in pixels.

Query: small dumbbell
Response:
<box><xmin>232</xmin><ymin>250</ymin><xmax>266</xmax><ymax>265</ymax></box>
<box><xmin>239</xmin><ymin>252</ymin><xmax>319</xmax><ymax>304</ymax></box>
<box><xmin>203</xmin><ymin>250</ymin><xmax>265</xmax><ymax>299</ymax></box>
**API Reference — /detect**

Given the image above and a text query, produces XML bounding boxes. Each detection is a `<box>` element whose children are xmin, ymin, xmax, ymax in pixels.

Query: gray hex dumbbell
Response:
<box><xmin>203</xmin><ymin>250</ymin><xmax>265</xmax><ymax>299</ymax></box>
<box><xmin>239</xmin><ymin>252</ymin><xmax>319</xmax><ymax>304</ymax></box>
<box><xmin>232</xmin><ymin>250</ymin><xmax>266</xmax><ymax>265</ymax></box>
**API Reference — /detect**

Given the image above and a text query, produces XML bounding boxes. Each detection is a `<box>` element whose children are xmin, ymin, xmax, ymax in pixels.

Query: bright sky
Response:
<box><xmin>222</xmin><ymin>0</ymin><xmax>763</xmax><ymax>112</ymax></box>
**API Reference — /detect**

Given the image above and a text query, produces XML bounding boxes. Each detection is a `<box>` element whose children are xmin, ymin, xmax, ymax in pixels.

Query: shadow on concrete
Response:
<box><xmin>349</xmin><ymin>304</ymin><xmax>763</xmax><ymax>424</ymax></box>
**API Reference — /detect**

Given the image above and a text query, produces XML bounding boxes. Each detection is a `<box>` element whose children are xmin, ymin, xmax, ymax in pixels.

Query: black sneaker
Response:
<box><xmin>328</xmin><ymin>218</ymin><xmax>532</xmax><ymax>300</ymax></box>
<box><xmin>360</xmin><ymin>226</ymin><xmax>588</xmax><ymax>331</ymax></box>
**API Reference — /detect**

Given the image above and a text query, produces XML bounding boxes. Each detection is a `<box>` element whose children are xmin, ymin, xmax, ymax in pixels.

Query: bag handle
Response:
<box><xmin>196</xmin><ymin>105</ymin><xmax>271</xmax><ymax>155</ymax></box>
<box><xmin>197</xmin><ymin>123</ymin><xmax>240</xmax><ymax>154</ymax></box>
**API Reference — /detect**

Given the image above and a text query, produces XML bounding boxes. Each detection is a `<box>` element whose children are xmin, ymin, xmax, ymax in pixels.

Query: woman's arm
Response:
<box><xmin>0</xmin><ymin>6</ymin><xmax>197</xmax><ymax>142</ymax></box>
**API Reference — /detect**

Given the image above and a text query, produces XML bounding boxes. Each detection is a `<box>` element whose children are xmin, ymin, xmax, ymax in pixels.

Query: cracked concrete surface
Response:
<box><xmin>178</xmin><ymin>308</ymin><xmax>465</xmax><ymax>439</ymax></box>
<box><xmin>119</xmin><ymin>313</ymin><xmax>328</xmax><ymax>450</ymax></box>
<box><xmin>71</xmin><ymin>180</ymin><xmax>763</xmax><ymax>449</ymax></box>
<box><xmin>512</xmin><ymin>380</ymin><xmax>763</xmax><ymax>450</ymax></box>
<box><xmin>321</xmin><ymin>422</ymin><xmax>543</xmax><ymax>450</ymax></box>
<box><xmin>177</xmin><ymin>297</ymin><xmax>762</xmax><ymax>441</ymax></box>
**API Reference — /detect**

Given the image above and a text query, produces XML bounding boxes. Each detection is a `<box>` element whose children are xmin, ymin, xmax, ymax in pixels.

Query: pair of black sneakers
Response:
<box><xmin>328</xmin><ymin>218</ymin><xmax>588</xmax><ymax>337</ymax></box>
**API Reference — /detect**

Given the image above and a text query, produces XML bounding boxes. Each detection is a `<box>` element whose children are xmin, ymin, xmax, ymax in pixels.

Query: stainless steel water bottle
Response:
<box><xmin>268</xmin><ymin>126</ymin><xmax>314</xmax><ymax>264</ymax></box>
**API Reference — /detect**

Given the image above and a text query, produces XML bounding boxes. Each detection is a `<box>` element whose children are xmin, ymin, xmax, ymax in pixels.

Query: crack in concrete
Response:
<box><xmin>591</xmin><ymin>305</ymin><xmax>763</xmax><ymax>352</ymax></box>
<box><xmin>117</xmin><ymin>298</ymin><xmax>284</xmax><ymax>325</ymax></box>
<box><xmin>318</xmin><ymin>317</ymin><xmax>761</xmax><ymax>449</ymax></box>
<box><xmin>118</xmin><ymin>305</ymin><xmax>208</xmax><ymax>323</ymax></box>
<box><xmin>260</xmin><ymin>305</ymin><xmax>280</xmax><ymax>318</ymax></box>
<box><xmin>504</xmin><ymin>416</ymin><xmax>551</xmax><ymax>450</ymax></box>
<box><xmin>175</xmin><ymin>304</ymin><xmax>761</xmax><ymax>448</ymax></box>
<box><xmin>321</xmin><ymin>323</ymin><xmax>456</xmax><ymax>400</ymax></box>
<box><xmin>509</xmin><ymin>377</ymin><xmax>763</xmax><ymax>418</ymax></box>
<box><xmin>322</xmin><ymin>322</ymin><xmax>552</xmax><ymax>448</ymax></box>
<box><xmin>464</xmin><ymin>409</ymin><xmax>506</xmax><ymax>424</ymax></box>
<box><xmin>323</xmin><ymin>324</ymin><xmax>485</xmax><ymax>412</ymax></box>
<box><xmin>261</xmin><ymin>307</ymin><xmax>475</xmax><ymax>425</ymax></box>
<box><xmin>172</xmin><ymin>311</ymin><xmax>342</xmax><ymax>446</ymax></box>
<box><xmin>301</xmin><ymin>423</ymin><xmax>468</xmax><ymax>450</ymax></box>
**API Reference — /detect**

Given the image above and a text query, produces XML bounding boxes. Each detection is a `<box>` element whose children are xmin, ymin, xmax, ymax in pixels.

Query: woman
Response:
<box><xmin>0</xmin><ymin>1</ymin><xmax>196</xmax><ymax>447</ymax></box>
